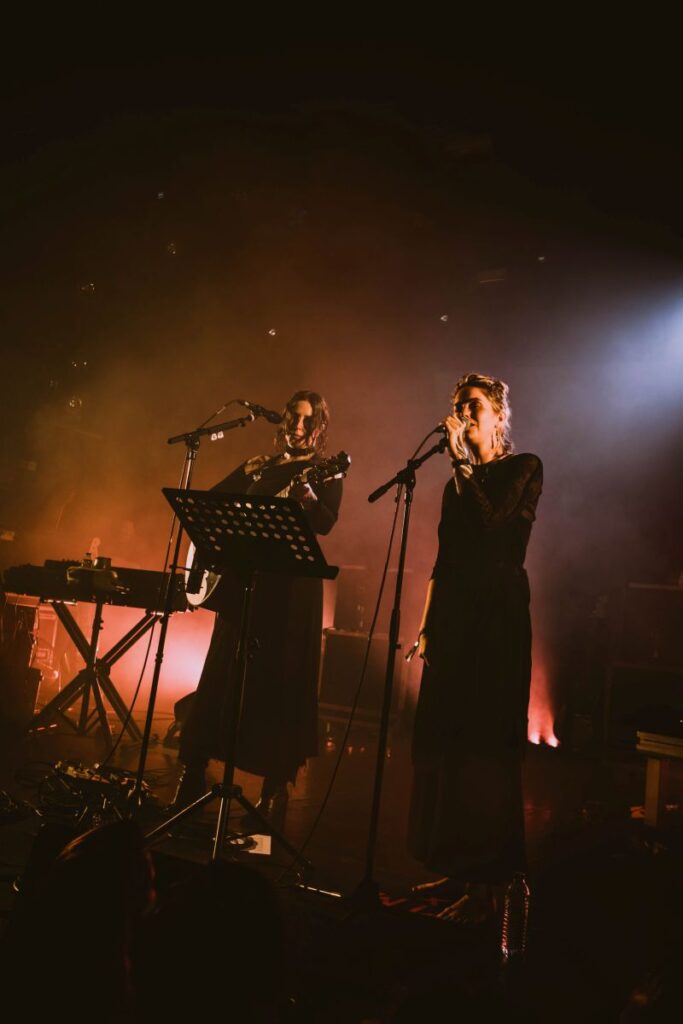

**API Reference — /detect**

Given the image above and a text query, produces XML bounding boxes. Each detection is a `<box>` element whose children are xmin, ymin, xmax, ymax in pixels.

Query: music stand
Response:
<box><xmin>144</xmin><ymin>488</ymin><xmax>338</xmax><ymax>871</ymax></box>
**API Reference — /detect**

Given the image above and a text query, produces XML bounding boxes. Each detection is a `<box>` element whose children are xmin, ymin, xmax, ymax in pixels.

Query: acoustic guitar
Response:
<box><xmin>184</xmin><ymin>450</ymin><xmax>350</xmax><ymax>608</ymax></box>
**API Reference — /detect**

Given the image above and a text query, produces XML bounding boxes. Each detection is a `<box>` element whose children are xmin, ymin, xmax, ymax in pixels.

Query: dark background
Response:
<box><xmin>1</xmin><ymin>33</ymin><xmax>681</xmax><ymax>724</ymax></box>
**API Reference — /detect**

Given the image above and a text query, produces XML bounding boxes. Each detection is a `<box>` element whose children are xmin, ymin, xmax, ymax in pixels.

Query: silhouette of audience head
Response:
<box><xmin>136</xmin><ymin>859</ymin><xmax>286</xmax><ymax>1021</ymax></box>
<box><xmin>2</xmin><ymin>818</ymin><xmax>154</xmax><ymax>1022</ymax></box>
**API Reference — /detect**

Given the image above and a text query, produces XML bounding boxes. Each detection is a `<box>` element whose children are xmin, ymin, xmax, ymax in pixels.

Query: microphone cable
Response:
<box><xmin>275</xmin><ymin>425</ymin><xmax>440</xmax><ymax>884</ymax></box>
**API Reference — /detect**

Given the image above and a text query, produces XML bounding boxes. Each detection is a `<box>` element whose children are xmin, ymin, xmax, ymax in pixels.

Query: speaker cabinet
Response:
<box><xmin>0</xmin><ymin>597</ymin><xmax>41</xmax><ymax>727</ymax></box>
<box><xmin>606</xmin><ymin>666</ymin><xmax>683</xmax><ymax>747</ymax></box>
<box><xmin>332</xmin><ymin>566</ymin><xmax>370</xmax><ymax>633</ymax></box>
<box><xmin>605</xmin><ymin>584</ymin><xmax>683</xmax><ymax>748</ymax></box>
<box><xmin>318</xmin><ymin>629</ymin><xmax>405</xmax><ymax>725</ymax></box>
<box><xmin>615</xmin><ymin>584</ymin><xmax>683</xmax><ymax>668</ymax></box>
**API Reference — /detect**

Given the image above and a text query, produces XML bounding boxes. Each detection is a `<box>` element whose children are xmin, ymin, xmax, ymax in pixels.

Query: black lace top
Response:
<box><xmin>432</xmin><ymin>453</ymin><xmax>543</xmax><ymax>579</ymax></box>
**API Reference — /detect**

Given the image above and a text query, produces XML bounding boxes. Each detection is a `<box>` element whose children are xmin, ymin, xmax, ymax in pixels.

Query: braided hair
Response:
<box><xmin>451</xmin><ymin>372</ymin><xmax>514</xmax><ymax>454</ymax></box>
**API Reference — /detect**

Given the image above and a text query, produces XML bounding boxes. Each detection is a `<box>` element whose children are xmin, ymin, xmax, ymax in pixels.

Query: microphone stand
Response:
<box><xmin>129</xmin><ymin>412</ymin><xmax>256</xmax><ymax>808</ymax></box>
<box><xmin>350</xmin><ymin>431</ymin><xmax>448</xmax><ymax>909</ymax></box>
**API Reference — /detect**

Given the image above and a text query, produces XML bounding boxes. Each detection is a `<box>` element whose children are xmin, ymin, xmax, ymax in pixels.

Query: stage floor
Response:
<box><xmin>1</xmin><ymin>712</ymin><xmax>682</xmax><ymax>1021</ymax></box>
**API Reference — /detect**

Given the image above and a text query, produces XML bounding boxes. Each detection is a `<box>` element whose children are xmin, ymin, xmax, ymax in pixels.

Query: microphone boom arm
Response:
<box><xmin>367</xmin><ymin>435</ymin><xmax>448</xmax><ymax>504</ymax></box>
<box><xmin>167</xmin><ymin>414</ymin><xmax>255</xmax><ymax>446</ymax></box>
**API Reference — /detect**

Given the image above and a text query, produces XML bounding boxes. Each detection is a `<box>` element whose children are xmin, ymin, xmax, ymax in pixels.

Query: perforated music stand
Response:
<box><xmin>145</xmin><ymin>489</ymin><xmax>338</xmax><ymax>869</ymax></box>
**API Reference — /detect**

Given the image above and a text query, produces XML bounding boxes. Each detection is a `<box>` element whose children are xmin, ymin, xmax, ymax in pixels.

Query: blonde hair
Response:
<box><xmin>452</xmin><ymin>372</ymin><xmax>514</xmax><ymax>454</ymax></box>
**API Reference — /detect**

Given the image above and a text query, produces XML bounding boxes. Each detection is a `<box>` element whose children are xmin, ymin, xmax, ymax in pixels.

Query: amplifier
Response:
<box><xmin>614</xmin><ymin>584</ymin><xmax>683</xmax><ymax>669</ymax></box>
<box><xmin>333</xmin><ymin>566</ymin><xmax>370</xmax><ymax>632</ymax></box>
<box><xmin>318</xmin><ymin>629</ymin><xmax>405</xmax><ymax>720</ymax></box>
<box><xmin>0</xmin><ymin>597</ymin><xmax>41</xmax><ymax>727</ymax></box>
<box><xmin>604</xmin><ymin>584</ymin><xmax>683</xmax><ymax>749</ymax></box>
<box><xmin>605</xmin><ymin>666</ymin><xmax>683</xmax><ymax>748</ymax></box>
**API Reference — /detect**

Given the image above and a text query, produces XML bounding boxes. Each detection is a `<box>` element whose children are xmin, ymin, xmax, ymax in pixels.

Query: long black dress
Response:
<box><xmin>179</xmin><ymin>453</ymin><xmax>342</xmax><ymax>784</ymax></box>
<box><xmin>408</xmin><ymin>452</ymin><xmax>543</xmax><ymax>883</ymax></box>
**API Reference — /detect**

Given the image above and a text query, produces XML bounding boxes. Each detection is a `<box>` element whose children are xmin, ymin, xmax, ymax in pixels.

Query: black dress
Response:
<box><xmin>179</xmin><ymin>454</ymin><xmax>342</xmax><ymax>784</ymax></box>
<box><xmin>408</xmin><ymin>452</ymin><xmax>543</xmax><ymax>882</ymax></box>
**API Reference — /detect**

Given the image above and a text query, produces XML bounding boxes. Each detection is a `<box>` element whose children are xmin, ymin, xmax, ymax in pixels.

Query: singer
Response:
<box><xmin>408</xmin><ymin>373</ymin><xmax>543</xmax><ymax>923</ymax></box>
<box><xmin>174</xmin><ymin>390</ymin><xmax>342</xmax><ymax>828</ymax></box>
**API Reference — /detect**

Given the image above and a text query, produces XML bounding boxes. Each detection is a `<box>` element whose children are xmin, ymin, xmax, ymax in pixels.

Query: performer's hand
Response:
<box><xmin>418</xmin><ymin>632</ymin><xmax>429</xmax><ymax>666</ymax></box>
<box><xmin>443</xmin><ymin>414</ymin><xmax>469</xmax><ymax>462</ymax></box>
<box><xmin>291</xmin><ymin>481</ymin><xmax>318</xmax><ymax>503</ymax></box>
<box><xmin>443</xmin><ymin>415</ymin><xmax>473</xmax><ymax>477</ymax></box>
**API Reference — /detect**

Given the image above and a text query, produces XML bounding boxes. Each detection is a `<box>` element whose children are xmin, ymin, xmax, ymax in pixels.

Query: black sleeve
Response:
<box><xmin>462</xmin><ymin>453</ymin><xmax>543</xmax><ymax>527</ymax></box>
<box><xmin>430</xmin><ymin>481</ymin><xmax>455</xmax><ymax>579</ymax></box>
<box><xmin>210</xmin><ymin>463</ymin><xmax>251</xmax><ymax>494</ymax></box>
<box><xmin>305</xmin><ymin>477</ymin><xmax>343</xmax><ymax>536</ymax></box>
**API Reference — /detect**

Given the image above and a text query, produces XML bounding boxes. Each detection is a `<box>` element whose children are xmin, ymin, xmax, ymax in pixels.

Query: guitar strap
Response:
<box><xmin>284</xmin><ymin>443</ymin><xmax>316</xmax><ymax>457</ymax></box>
<box><xmin>247</xmin><ymin>451</ymin><xmax>315</xmax><ymax>485</ymax></box>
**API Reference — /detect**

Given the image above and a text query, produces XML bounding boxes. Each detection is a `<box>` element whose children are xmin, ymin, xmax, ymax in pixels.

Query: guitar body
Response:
<box><xmin>184</xmin><ymin>546</ymin><xmax>223</xmax><ymax>610</ymax></box>
<box><xmin>184</xmin><ymin>451</ymin><xmax>350</xmax><ymax>609</ymax></box>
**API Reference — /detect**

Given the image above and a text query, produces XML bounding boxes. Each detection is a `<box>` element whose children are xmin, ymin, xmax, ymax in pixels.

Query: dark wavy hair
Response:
<box><xmin>275</xmin><ymin>390</ymin><xmax>330</xmax><ymax>454</ymax></box>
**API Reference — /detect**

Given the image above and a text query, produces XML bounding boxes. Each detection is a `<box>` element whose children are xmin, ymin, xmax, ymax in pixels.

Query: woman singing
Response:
<box><xmin>408</xmin><ymin>373</ymin><xmax>543</xmax><ymax>922</ymax></box>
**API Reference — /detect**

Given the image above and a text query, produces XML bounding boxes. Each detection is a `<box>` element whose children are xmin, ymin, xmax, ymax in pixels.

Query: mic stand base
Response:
<box><xmin>343</xmin><ymin>877</ymin><xmax>383</xmax><ymax>915</ymax></box>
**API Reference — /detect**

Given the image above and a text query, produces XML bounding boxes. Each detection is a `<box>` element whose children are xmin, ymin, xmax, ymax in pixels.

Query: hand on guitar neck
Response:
<box><xmin>290</xmin><ymin>480</ymin><xmax>318</xmax><ymax>503</ymax></box>
<box><xmin>184</xmin><ymin>451</ymin><xmax>350</xmax><ymax>608</ymax></box>
<box><xmin>280</xmin><ymin>451</ymin><xmax>350</xmax><ymax>502</ymax></box>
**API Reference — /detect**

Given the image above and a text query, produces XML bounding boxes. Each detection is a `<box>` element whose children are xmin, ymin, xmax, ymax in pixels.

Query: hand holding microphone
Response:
<box><xmin>441</xmin><ymin>413</ymin><xmax>472</xmax><ymax>467</ymax></box>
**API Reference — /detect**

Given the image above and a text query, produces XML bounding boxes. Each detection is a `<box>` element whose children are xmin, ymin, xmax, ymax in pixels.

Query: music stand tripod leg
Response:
<box><xmin>143</xmin><ymin>572</ymin><xmax>312</xmax><ymax>874</ymax></box>
<box><xmin>145</xmin><ymin>785</ymin><xmax>225</xmax><ymax>843</ymax></box>
<box><xmin>229</xmin><ymin>789</ymin><xmax>313</xmax><ymax>873</ymax></box>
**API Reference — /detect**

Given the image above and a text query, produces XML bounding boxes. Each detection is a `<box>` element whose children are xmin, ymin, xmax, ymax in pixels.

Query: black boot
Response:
<box><xmin>240</xmin><ymin>782</ymin><xmax>289</xmax><ymax>834</ymax></box>
<box><xmin>171</xmin><ymin>760</ymin><xmax>208</xmax><ymax>810</ymax></box>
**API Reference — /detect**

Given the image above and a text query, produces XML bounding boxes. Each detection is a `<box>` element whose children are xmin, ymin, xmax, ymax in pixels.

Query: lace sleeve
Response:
<box><xmin>462</xmin><ymin>454</ymin><xmax>543</xmax><ymax>527</ymax></box>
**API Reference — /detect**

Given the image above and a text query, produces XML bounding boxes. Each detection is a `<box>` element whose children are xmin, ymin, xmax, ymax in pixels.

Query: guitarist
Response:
<box><xmin>174</xmin><ymin>390</ymin><xmax>343</xmax><ymax>830</ymax></box>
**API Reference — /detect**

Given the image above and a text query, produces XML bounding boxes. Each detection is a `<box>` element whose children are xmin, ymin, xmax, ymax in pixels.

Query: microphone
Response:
<box><xmin>435</xmin><ymin>417</ymin><xmax>471</xmax><ymax>435</ymax></box>
<box><xmin>236</xmin><ymin>400</ymin><xmax>283</xmax><ymax>424</ymax></box>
